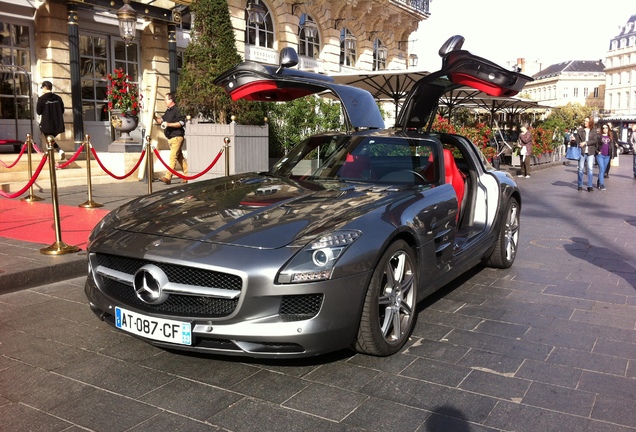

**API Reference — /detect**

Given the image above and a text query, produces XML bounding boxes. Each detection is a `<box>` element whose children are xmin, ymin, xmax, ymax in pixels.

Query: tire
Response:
<box><xmin>354</xmin><ymin>240</ymin><xmax>418</xmax><ymax>356</ymax></box>
<box><xmin>483</xmin><ymin>197</ymin><xmax>519</xmax><ymax>269</ymax></box>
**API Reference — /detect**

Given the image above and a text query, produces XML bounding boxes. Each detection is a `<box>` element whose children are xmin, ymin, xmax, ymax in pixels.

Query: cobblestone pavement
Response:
<box><xmin>1</xmin><ymin>157</ymin><xmax>635</xmax><ymax>431</ymax></box>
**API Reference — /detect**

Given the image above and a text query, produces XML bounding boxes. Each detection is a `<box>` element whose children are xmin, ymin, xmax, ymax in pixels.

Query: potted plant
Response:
<box><xmin>105</xmin><ymin>68</ymin><xmax>143</xmax><ymax>140</ymax></box>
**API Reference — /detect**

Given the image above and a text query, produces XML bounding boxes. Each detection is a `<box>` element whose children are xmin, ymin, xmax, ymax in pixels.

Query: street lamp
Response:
<box><xmin>117</xmin><ymin>0</ymin><xmax>137</xmax><ymax>44</ymax></box>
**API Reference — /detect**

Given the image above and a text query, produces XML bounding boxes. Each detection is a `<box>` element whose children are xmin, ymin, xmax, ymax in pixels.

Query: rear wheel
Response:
<box><xmin>483</xmin><ymin>197</ymin><xmax>519</xmax><ymax>268</ymax></box>
<box><xmin>355</xmin><ymin>240</ymin><xmax>417</xmax><ymax>356</ymax></box>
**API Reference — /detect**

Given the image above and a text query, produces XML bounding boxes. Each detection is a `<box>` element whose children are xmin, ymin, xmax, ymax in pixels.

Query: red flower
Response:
<box><xmin>105</xmin><ymin>68</ymin><xmax>143</xmax><ymax>116</ymax></box>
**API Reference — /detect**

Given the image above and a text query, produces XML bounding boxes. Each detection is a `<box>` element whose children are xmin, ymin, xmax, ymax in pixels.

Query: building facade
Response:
<box><xmin>521</xmin><ymin>60</ymin><xmax>606</xmax><ymax>110</ymax></box>
<box><xmin>602</xmin><ymin>13</ymin><xmax>636</xmax><ymax>137</ymax></box>
<box><xmin>0</xmin><ymin>0</ymin><xmax>430</xmax><ymax>152</ymax></box>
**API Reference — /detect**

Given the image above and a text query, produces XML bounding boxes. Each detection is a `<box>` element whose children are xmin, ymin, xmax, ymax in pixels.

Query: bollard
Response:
<box><xmin>21</xmin><ymin>133</ymin><xmax>44</xmax><ymax>202</ymax></box>
<box><xmin>40</xmin><ymin>137</ymin><xmax>81</xmax><ymax>255</ymax></box>
<box><xmin>79</xmin><ymin>134</ymin><xmax>104</xmax><ymax>208</ymax></box>
<box><xmin>146</xmin><ymin>135</ymin><xmax>153</xmax><ymax>194</ymax></box>
<box><xmin>223</xmin><ymin>136</ymin><xmax>231</xmax><ymax>177</ymax></box>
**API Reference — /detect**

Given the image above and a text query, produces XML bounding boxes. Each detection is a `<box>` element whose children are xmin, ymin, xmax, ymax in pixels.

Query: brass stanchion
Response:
<box><xmin>21</xmin><ymin>133</ymin><xmax>44</xmax><ymax>202</ymax></box>
<box><xmin>40</xmin><ymin>136</ymin><xmax>81</xmax><ymax>255</ymax></box>
<box><xmin>223</xmin><ymin>136</ymin><xmax>231</xmax><ymax>177</ymax></box>
<box><xmin>146</xmin><ymin>135</ymin><xmax>153</xmax><ymax>194</ymax></box>
<box><xmin>78</xmin><ymin>134</ymin><xmax>103</xmax><ymax>208</ymax></box>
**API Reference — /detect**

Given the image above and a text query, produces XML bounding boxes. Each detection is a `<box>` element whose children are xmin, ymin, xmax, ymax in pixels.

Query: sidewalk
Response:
<box><xmin>0</xmin><ymin>179</ymin><xmax>182</xmax><ymax>293</ymax></box>
<box><xmin>2</xmin><ymin>155</ymin><xmax>636</xmax><ymax>431</ymax></box>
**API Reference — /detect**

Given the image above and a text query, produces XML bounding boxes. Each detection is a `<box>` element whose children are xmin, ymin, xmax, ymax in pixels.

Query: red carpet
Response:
<box><xmin>0</xmin><ymin>199</ymin><xmax>110</xmax><ymax>249</ymax></box>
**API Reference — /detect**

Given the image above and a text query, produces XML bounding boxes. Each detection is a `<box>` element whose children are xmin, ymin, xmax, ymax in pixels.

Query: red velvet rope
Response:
<box><xmin>91</xmin><ymin>147</ymin><xmax>147</xmax><ymax>180</ymax></box>
<box><xmin>0</xmin><ymin>155</ymin><xmax>49</xmax><ymax>199</ymax></box>
<box><xmin>0</xmin><ymin>143</ymin><xmax>27</xmax><ymax>168</ymax></box>
<box><xmin>31</xmin><ymin>143</ymin><xmax>46</xmax><ymax>156</ymax></box>
<box><xmin>56</xmin><ymin>144</ymin><xmax>85</xmax><ymax>169</ymax></box>
<box><xmin>152</xmin><ymin>147</ymin><xmax>225</xmax><ymax>180</ymax></box>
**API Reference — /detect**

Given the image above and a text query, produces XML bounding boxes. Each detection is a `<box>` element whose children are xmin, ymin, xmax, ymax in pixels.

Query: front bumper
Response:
<box><xmin>85</xmin><ymin>264</ymin><xmax>372</xmax><ymax>358</ymax></box>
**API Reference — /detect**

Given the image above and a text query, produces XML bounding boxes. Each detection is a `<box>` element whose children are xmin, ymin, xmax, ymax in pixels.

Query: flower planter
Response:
<box><xmin>110</xmin><ymin>110</ymin><xmax>139</xmax><ymax>141</ymax></box>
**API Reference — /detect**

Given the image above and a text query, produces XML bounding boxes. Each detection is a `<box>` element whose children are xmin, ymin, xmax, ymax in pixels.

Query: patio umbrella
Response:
<box><xmin>330</xmin><ymin>69</ymin><xmax>431</xmax><ymax>119</ymax></box>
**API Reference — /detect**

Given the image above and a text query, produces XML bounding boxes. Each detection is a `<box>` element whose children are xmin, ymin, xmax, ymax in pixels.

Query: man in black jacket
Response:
<box><xmin>36</xmin><ymin>80</ymin><xmax>66</xmax><ymax>159</ymax></box>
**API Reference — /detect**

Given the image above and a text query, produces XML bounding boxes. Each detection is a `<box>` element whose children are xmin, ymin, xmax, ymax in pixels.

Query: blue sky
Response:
<box><xmin>411</xmin><ymin>0</ymin><xmax>634</xmax><ymax>71</ymax></box>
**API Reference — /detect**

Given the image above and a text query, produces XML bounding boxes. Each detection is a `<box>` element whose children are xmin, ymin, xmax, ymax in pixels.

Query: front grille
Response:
<box><xmin>96</xmin><ymin>254</ymin><xmax>242</xmax><ymax>290</ymax></box>
<box><xmin>95</xmin><ymin>253</ymin><xmax>242</xmax><ymax>317</ymax></box>
<box><xmin>279</xmin><ymin>294</ymin><xmax>323</xmax><ymax>321</ymax></box>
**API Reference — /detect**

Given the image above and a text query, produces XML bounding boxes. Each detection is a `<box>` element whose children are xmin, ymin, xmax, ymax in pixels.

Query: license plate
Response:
<box><xmin>115</xmin><ymin>307</ymin><xmax>192</xmax><ymax>345</ymax></box>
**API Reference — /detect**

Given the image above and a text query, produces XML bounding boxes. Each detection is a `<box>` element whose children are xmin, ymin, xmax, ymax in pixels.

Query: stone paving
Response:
<box><xmin>1</xmin><ymin>157</ymin><xmax>635</xmax><ymax>431</ymax></box>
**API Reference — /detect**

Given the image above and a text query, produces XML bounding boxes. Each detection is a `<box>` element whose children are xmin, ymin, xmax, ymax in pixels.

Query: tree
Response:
<box><xmin>177</xmin><ymin>0</ymin><xmax>265</xmax><ymax>124</ymax></box>
<box><xmin>541</xmin><ymin>103</ymin><xmax>593</xmax><ymax>133</ymax></box>
<box><xmin>267</xmin><ymin>96</ymin><xmax>343</xmax><ymax>157</ymax></box>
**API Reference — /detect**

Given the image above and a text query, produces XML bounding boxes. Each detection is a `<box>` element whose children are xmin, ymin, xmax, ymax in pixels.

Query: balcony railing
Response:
<box><xmin>393</xmin><ymin>0</ymin><xmax>431</xmax><ymax>15</ymax></box>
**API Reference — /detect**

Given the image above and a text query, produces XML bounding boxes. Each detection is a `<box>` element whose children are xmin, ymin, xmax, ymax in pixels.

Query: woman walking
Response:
<box><xmin>596</xmin><ymin>124</ymin><xmax>616</xmax><ymax>190</ymax></box>
<box><xmin>517</xmin><ymin>124</ymin><xmax>533</xmax><ymax>178</ymax></box>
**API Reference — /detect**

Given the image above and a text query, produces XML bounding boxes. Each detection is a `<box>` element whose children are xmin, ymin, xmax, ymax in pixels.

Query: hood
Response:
<box><xmin>102</xmin><ymin>175</ymin><xmax>403</xmax><ymax>249</ymax></box>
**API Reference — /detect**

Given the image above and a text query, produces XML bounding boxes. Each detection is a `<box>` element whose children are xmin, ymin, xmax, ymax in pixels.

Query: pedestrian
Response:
<box><xmin>155</xmin><ymin>93</ymin><xmax>188</xmax><ymax>185</ymax></box>
<box><xmin>575</xmin><ymin>117</ymin><xmax>600</xmax><ymax>192</ymax></box>
<box><xmin>596</xmin><ymin>124</ymin><xmax>616</xmax><ymax>190</ymax></box>
<box><xmin>603</xmin><ymin>122</ymin><xmax>618</xmax><ymax>179</ymax></box>
<box><xmin>36</xmin><ymin>80</ymin><xmax>65</xmax><ymax>160</ymax></box>
<box><xmin>517</xmin><ymin>124</ymin><xmax>533</xmax><ymax>178</ymax></box>
<box><xmin>631</xmin><ymin>123</ymin><xmax>636</xmax><ymax>180</ymax></box>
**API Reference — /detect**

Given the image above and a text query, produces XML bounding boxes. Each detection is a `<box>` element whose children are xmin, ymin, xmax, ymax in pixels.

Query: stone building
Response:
<box><xmin>523</xmin><ymin>60</ymin><xmax>606</xmax><ymax>109</ymax></box>
<box><xmin>602</xmin><ymin>13</ymin><xmax>636</xmax><ymax>140</ymax></box>
<box><xmin>0</xmin><ymin>0</ymin><xmax>430</xmax><ymax>152</ymax></box>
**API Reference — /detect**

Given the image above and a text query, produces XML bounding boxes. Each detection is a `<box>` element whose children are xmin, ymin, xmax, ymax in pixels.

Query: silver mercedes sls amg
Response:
<box><xmin>85</xmin><ymin>36</ymin><xmax>531</xmax><ymax>358</ymax></box>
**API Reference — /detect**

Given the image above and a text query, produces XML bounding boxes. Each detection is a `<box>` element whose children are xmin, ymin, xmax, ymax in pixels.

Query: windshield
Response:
<box><xmin>271</xmin><ymin>134</ymin><xmax>440</xmax><ymax>185</ymax></box>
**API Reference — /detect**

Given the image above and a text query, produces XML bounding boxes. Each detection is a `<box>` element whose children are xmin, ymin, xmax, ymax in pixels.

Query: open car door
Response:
<box><xmin>395</xmin><ymin>35</ymin><xmax>533</xmax><ymax>131</ymax></box>
<box><xmin>213</xmin><ymin>48</ymin><xmax>385</xmax><ymax>132</ymax></box>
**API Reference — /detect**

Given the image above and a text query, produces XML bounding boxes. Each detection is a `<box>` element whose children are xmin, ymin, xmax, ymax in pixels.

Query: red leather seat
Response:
<box><xmin>443</xmin><ymin>149</ymin><xmax>466</xmax><ymax>218</ymax></box>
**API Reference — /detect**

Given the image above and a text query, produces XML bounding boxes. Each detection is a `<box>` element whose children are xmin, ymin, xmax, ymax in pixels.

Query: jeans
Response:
<box><xmin>633</xmin><ymin>153</ymin><xmax>636</xmax><ymax>177</ymax></box>
<box><xmin>577</xmin><ymin>154</ymin><xmax>595</xmax><ymax>188</ymax></box>
<box><xmin>596</xmin><ymin>154</ymin><xmax>610</xmax><ymax>187</ymax></box>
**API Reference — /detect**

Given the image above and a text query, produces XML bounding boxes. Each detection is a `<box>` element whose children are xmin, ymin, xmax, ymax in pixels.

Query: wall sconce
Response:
<box><xmin>299</xmin><ymin>14</ymin><xmax>318</xmax><ymax>39</ymax></box>
<box><xmin>344</xmin><ymin>35</ymin><xmax>356</xmax><ymax>51</ymax></box>
<box><xmin>409</xmin><ymin>53</ymin><xmax>419</xmax><ymax>68</ymax></box>
<box><xmin>378</xmin><ymin>45</ymin><xmax>388</xmax><ymax>61</ymax></box>
<box><xmin>117</xmin><ymin>0</ymin><xmax>138</xmax><ymax>44</ymax></box>
<box><xmin>334</xmin><ymin>18</ymin><xmax>346</xmax><ymax>29</ymax></box>
<box><xmin>247</xmin><ymin>0</ymin><xmax>267</xmax><ymax>26</ymax></box>
<box><xmin>397</xmin><ymin>40</ymin><xmax>409</xmax><ymax>50</ymax></box>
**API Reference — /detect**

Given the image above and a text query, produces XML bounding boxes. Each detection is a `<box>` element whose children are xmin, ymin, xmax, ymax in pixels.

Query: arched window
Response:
<box><xmin>298</xmin><ymin>14</ymin><xmax>319</xmax><ymax>58</ymax></box>
<box><xmin>340</xmin><ymin>28</ymin><xmax>357</xmax><ymax>67</ymax></box>
<box><xmin>373</xmin><ymin>38</ymin><xmax>387</xmax><ymax>71</ymax></box>
<box><xmin>245</xmin><ymin>1</ymin><xmax>274</xmax><ymax>49</ymax></box>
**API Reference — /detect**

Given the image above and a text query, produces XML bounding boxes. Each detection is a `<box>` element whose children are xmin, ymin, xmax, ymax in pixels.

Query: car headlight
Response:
<box><xmin>277</xmin><ymin>230</ymin><xmax>361</xmax><ymax>284</ymax></box>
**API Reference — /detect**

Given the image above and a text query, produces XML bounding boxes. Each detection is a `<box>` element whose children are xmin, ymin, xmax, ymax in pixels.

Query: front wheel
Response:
<box><xmin>483</xmin><ymin>197</ymin><xmax>520</xmax><ymax>269</ymax></box>
<box><xmin>354</xmin><ymin>240</ymin><xmax>418</xmax><ymax>356</ymax></box>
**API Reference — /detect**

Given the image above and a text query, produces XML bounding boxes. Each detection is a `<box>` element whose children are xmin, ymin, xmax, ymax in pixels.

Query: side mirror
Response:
<box><xmin>276</xmin><ymin>47</ymin><xmax>299</xmax><ymax>73</ymax></box>
<box><xmin>438</xmin><ymin>35</ymin><xmax>465</xmax><ymax>57</ymax></box>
